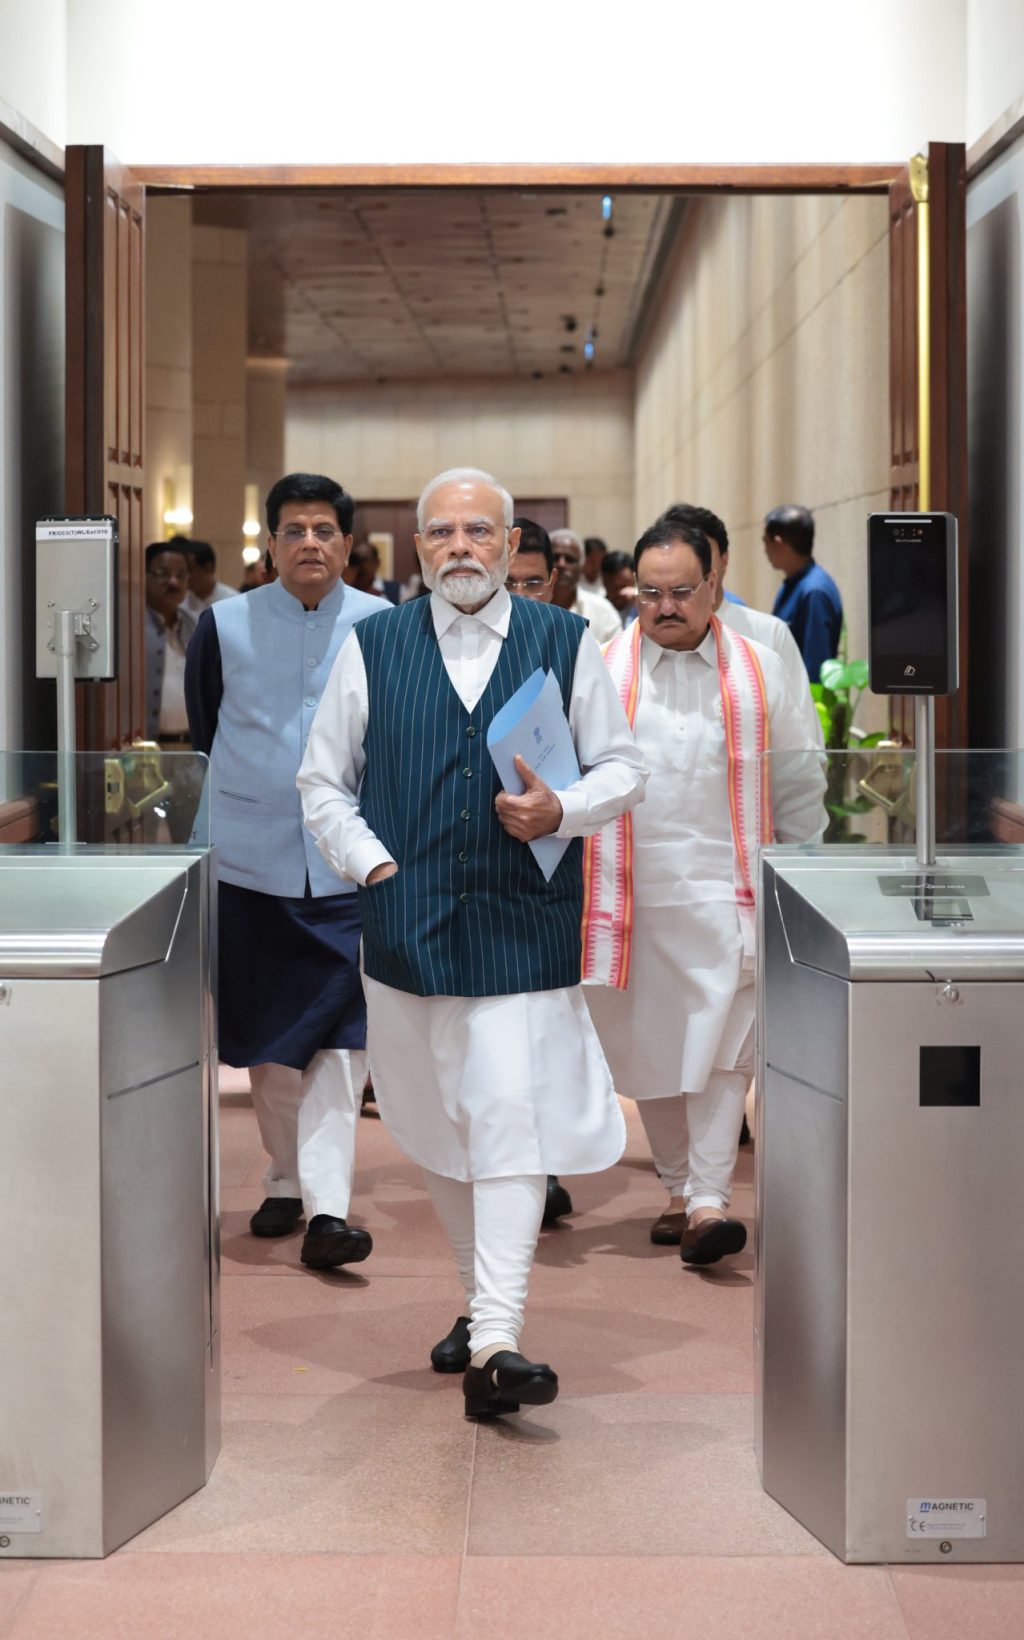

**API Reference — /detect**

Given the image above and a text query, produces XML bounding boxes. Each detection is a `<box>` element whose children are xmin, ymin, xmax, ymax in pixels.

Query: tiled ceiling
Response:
<box><xmin>196</xmin><ymin>191</ymin><xmax>678</xmax><ymax>383</ymax></box>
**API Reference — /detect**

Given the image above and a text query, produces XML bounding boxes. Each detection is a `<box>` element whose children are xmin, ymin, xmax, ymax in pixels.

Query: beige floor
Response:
<box><xmin>2</xmin><ymin>1071</ymin><xmax>1023</xmax><ymax>1638</ymax></box>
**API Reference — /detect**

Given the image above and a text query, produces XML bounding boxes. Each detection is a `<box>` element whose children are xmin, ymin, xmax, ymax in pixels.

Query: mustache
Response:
<box><xmin>440</xmin><ymin>559</ymin><xmax>487</xmax><ymax>578</ymax></box>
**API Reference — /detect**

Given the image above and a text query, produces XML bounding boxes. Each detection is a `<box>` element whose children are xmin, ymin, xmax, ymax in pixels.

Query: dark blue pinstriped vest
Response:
<box><xmin>355</xmin><ymin>594</ymin><xmax>586</xmax><ymax>998</ymax></box>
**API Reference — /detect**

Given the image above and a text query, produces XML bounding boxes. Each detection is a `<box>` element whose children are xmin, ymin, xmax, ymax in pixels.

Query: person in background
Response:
<box><xmin>506</xmin><ymin>517</ymin><xmax>556</xmax><ymax>602</ymax></box>
<box><xmin>180</xmin><ymin>537</ymin><xmax>239</xmax><ymax>615</ymax></box>
<box><xmin>763</xmin><ymin>504</ymin><xmax>843</xmax><ymax>682</ymax></box>
<box><xmin>583</xmin><ymin>536</ymin><xmax>609</xmax><ymax>595</ymax></box>
<box><xmin>602</xmin><ymin>550</ymin><xmax>639</xmax><ymax>626</ymax></box>
<box><xmin>506</xmin><ymin>515</ymin><xmax>584</xmax><ymax>1228</ymax></box>
<box><xmin>345</xmin><ymin>541</ymin><xmax>401</xmax><ymax>605</ymax></box>
<box><xmin>186</xmin><ymin>471</ymin><xmax>386</xmax><ymax>1275</ymax></box>
<box><xmin>144</xmin><ymin>540</ymin><xmax>199</xmax><ymax>843</ymax></box>
<box><xmin>145</xmin><ymin>540</ymin><xmax>197</xmax><ymax>747</ymax></box>
<box><xmin>550</xmin><ymin>529</ymin><xmax>622</xmax><ymax>644</ymax></box>
<box><xmin>660</xmin><ymin>503</ymin><xmax>823</xmax><ymax>749</ymax></box>
<box><xmin>584</xmin><ymin>520</ymin><xmax>824</xmax><ymax>1265</ymax></box>
<box><xmin>239</xmin><ymin>558</ymin><xmax>268</xmax><ymax>592</ymax></box>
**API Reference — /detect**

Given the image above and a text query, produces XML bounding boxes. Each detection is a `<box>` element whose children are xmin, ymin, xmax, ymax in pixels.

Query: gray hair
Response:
<box><xmin>416</xmin><ymin>467</ymin><xmax>514</xmax><ymax>532</ymax></box>
<box><xmin>550</xmin><ymin>528</ymin><xmax>584</xmax><ymax>561</ymax></box>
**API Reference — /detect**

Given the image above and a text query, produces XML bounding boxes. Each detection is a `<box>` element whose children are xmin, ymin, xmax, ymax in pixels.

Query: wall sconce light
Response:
<box><xmin>242</xmin><ymin>483</ymin><xmax>261</xmax><ymax>548</ymax></box>
<box><xmin>241</xmin><ymin>544</ymin><xmax>262</xmax><ymax>566</ymax></box>
<box><xmin>162</xmin><ymin>472</ymin><xmax>194</xmax><ymax>539</ymax></box>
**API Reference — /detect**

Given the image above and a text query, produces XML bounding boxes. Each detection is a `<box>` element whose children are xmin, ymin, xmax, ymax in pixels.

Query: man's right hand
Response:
<box><xmin>366</xmin><ymin>862</ymin><xmax>398</xmax><ymax>886</ymax></box>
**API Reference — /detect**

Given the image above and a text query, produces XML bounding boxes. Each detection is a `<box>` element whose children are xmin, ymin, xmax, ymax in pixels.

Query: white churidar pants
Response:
<box><xmin>248</xmin><ymin>1047</ymin><xmax>367</xmax><ymax>1220</ymax></box>
<box><xmin>636</xmin><ymin>1069</ymin><xmax>749</xmax><ymax>1213</ymax></box>
<box><xmin>421</xmin><ymin>1170</ymin><xmax>547</xmax><ymax>1355</ymax></box>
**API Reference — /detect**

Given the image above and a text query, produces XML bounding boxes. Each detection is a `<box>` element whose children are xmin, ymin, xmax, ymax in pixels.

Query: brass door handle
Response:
<box><xmin>106</xmin><ymin>745</ymin><xmax>173</xmax><ymax>819</ymax></box>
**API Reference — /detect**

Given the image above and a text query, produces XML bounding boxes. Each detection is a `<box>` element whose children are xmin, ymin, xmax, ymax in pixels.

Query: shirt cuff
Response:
<box><xmin>345</xmin><ymin>838</ymin><xmax>396</xmax><ymax>886</ymax></box>
<box><xmin>554</xmin><ymin>786</ymin><xmax>588</xmax><ymax>838</ymax></box>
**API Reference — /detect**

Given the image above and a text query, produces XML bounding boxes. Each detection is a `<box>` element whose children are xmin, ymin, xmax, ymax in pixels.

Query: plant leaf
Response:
<box><xmin>818</xmin><ymin>659</ymin><xmax>849</xmax><ymax>690</ymax></box>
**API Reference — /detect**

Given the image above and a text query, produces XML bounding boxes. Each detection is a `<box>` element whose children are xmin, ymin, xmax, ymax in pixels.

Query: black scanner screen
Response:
<box><xmin>870</xmin><ymin>537</ymin><xmax>947</xmax><ymax>659</ymax></box>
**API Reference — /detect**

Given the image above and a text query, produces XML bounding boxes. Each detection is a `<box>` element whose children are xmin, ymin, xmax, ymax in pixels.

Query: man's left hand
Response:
<box><xmin>495</xmin><ymin>754</ymin><xmax>563</xmax><ymax>841</ymax></box>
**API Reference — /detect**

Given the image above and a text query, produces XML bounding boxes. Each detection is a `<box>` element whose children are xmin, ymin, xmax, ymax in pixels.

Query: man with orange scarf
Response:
<box><xmin>584</xmin><ymin>519</ymin><xmax>825</xmax><ymax>1265</ymax></box>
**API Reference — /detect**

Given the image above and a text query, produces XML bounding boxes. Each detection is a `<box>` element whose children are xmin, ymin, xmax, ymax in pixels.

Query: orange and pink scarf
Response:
<box><xmin>581</xmin><ymin>614</ymin><xmax>773</xmax><ymax>990</ymax></box>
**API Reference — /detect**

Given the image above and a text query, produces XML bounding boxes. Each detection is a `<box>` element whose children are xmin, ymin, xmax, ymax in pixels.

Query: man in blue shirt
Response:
<box><xmin>764</xmin><ymin>504</ymin><xmax>843</xmax><ymax>682</ymax></box>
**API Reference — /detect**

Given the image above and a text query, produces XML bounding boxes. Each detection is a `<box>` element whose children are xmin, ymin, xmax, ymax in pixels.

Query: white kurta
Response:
<box><xmin>719</xmin><ymin>598</ymin><xmax>824</xmax><ymax>749</ymax></box>
<box><xmin>585</xmin><ymin>628</ymin><xmax>824</xmax><ymax>1100</ymax></box>
<box><xmin>297</xmin><ymin>588</ymin><xmax>648</xmax><ymax>1182</ymax></box>
<box><xmin>575</xmin><ymin>587</ymin><xmax>622</xmax><ymax>645</ymax></box>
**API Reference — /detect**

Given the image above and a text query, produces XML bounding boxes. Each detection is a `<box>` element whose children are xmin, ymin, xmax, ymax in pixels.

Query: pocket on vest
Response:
<box><xmin>218</xmin><ymin>787</ymin><xmax>263</xmax><ymax>805</ymax></box>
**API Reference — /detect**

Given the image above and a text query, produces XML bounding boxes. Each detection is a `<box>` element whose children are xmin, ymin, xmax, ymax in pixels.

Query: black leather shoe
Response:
<box><xmin>431</xmin><ymin>1315</ymin><xmax>472</xmax><ymax>1373</ymax></box>
<box><xmin>650</xmin><ymin>1206</ymin><xmax>689</xmax><ymax>1246</ymax></box>
<box><xmin>250</xmin><ymin>1197</ymin><xmax>304</xmax><ymax>1237</ymax></box>
<box><xmin>463</xmin><ymin>1351</ymin><xmax>559</xmax><ymax>1419</ymax></box>
<box><xmin>300</xmin><ymin>1215</ymin><xmax>373</xmax><ymax>1269</ymax></box>
<box><xmin>679</xmin><ymin>1215</ymin><xmax>747</xmax><ymax>1266</ymax></box>
<box><xmin>542</xmin><ymin>1175</ymin><xmax>573</xmax><ymax>1226</ymax></box>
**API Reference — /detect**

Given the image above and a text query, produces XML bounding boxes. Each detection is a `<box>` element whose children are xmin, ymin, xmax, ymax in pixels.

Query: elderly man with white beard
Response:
<box><xmin>298</xmin><ymin>467</ymin><xmax>647</xmax><ymax>1420</ymax></box>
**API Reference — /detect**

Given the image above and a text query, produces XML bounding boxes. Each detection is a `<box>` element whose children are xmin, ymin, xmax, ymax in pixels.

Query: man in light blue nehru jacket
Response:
<box><xmin>186</xmin><ymin>472</ymin><xmax>386</xmax><ymax>1274</ymax></box>
<box><xmin>299</xmin><ymin>467</ymin><xmax>647</xmax><ymax>1419</ymax></box>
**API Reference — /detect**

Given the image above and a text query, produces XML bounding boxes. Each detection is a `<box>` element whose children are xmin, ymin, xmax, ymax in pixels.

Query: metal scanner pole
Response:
<box><xmin>55</xmin><ymin>606</ymin><xmax>78</xmax><ymax>848</ymax></box>
<box><xmin>915</xmin><ymin>695</ymin><xmax>936</xmax><ymax>868</ymax></box>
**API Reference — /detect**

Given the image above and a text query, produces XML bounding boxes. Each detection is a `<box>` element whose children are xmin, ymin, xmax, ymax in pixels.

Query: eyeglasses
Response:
<box><xmin>506</xmin><ymin>577</ymin><xmax>550</xmax><ymax>592</ymax></box>
<box><xmin>147</xmin><ymin>568</ymin><xmax>186</xmax><ymax>583</ymax></box>
<box><xmin>636</xmin><ymin>578</ymin><xmax>708</xmax><ymax>606</ymax></box>
<box><xmin>276</xmin><ymin>524</ymin><xmax>341</xmax><ymax>547</ymax></box>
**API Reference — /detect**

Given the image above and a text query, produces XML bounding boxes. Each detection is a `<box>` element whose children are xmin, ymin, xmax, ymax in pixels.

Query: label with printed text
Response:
<box><xmin>907</xmin><ymin>1498</ymin><xmax>986</xmax><ymax>1539</ymax></box>
<box><xmin>0</xmin><ymin>1493</ymin><xmax>43</xmax><ymax>1535</ymax></box>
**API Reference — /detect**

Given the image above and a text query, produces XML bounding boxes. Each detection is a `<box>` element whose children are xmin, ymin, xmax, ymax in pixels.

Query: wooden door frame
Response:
<box><xmin>122</xmin><ymin>158</ymin><xmax>972</xmax><ymax>743</ymax></box>
<box><xmin>132</xmin><ymin>161</ymin><xmax>902</xmax><ymax>195</ymax></box>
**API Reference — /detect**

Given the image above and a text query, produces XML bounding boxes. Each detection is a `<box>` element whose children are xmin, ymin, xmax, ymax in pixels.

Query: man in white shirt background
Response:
<box><xmin>143</xmin><ymin>538</ymin><xmax>199</xmax><ymax>843</ymax></box>
<box><xmin>179</xmin><ymin>536</ymin><xmax>240</xmax><ymax>616</ymax></box>
<box><xmin>583</xmin><ymin>536</ymin><xmax>609</xmax><ymax>595</ymax></box>
<box><xmin>298</xmin><ymin>467</ymin><xmax>647</xmax><ymax>1420</ymax></box>
<box><xmin>550</xmin><ymin>528</ymin><xmax>622</xmax><ymax>644</ymax></box>
<box><xmin>144</xmin><ymin>539</ymin><xmax>197</xmax><ymax>747</ymax></box>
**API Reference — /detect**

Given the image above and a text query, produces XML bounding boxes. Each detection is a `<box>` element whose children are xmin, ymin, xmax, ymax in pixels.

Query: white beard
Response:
<box><xmin>422</xmin><ymin>550</ymin><xmax>508</xmax><ymax>608</ymax></box>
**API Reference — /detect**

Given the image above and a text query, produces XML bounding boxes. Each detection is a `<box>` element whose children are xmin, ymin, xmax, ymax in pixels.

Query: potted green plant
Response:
<box><xmin>812</xmin><ymin>640</ymin><xmax>887</xmax><ymax>842</ymax></box>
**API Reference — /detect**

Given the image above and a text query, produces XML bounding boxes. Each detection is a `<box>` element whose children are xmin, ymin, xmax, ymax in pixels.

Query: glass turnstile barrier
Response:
<box><xmin>755</xmin><ymin>747</ymin><xmax>1024</xmax><ymax>1564</ymax></box>
<box><xmin>0</xmin><ymin>751</ymin><xmax>219</xmax><ymax>1559</ymax></box>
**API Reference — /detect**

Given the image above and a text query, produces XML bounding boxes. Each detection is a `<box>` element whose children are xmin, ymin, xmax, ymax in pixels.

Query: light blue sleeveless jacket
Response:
<box><xmin>210</xmin><ymin>577</ymin><xmax>385</xmax><ymax>897</ymax></box>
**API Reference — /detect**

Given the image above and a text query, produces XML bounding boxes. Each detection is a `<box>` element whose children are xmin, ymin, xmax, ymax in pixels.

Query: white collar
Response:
<box><xmin>644</xmin><ymin>624</ymin><xmax>717</xmax><ymax>670</ymax></box>
<box><xmin>430</xmin><ymin>585</ymin><xmax>512</xmax><ymax>639</ymax></box>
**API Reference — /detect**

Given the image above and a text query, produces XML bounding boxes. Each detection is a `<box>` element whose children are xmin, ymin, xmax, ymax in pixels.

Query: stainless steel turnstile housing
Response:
<box><xmin>0</xmin><ymin>853</ymin><xmax>220</xmax><ymax>1558</ymax></box>
<box><xmin>756</xmin><ymin>848</ymin><xmax>1024</xmax><ymax>1564</ymax></box>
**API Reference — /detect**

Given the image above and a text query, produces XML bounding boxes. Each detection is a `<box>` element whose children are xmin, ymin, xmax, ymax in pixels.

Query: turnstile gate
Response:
<box><xmin>756</xmin><ymin>848</ymin><xmax>1024</xmax><ymax>1563</ymax></box>
<box><xmin>0</xmin><ymin>852</ymin><xmax>219</xmax><ymax>1557</ymax></box>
